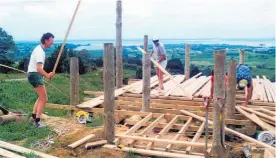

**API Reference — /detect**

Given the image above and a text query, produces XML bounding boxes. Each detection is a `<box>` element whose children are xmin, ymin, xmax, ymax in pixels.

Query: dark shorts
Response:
<box><xmin>28</xmin><ymin>72</ymin><xmax>43</xmax><ymax>88</ymax></box>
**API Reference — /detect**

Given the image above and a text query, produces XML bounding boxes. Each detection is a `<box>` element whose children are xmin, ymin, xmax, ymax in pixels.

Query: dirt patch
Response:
<box><xmin>41</xmin><ymin>116</ymin><xmax>125</xmax><ymax>158</ymax></box>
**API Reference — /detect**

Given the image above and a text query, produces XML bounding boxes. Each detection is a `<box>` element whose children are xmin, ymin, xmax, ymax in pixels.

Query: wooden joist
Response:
<box><xmin>114</xmin><ymin>113</ymin><xmax>153</xmax><ymax>145</ymax></box>
<box><xmin>115</xmin><ymin>135</ymin><xmax>212</xmax><ymax>148</ymax></box>
<box><xmin>103</xmin><ymin>144</ymin><xmax>205</xmax><ymax>158</ymax></box>
<box><xmin>166</xmin><ymin>117</ymin><xmax>193</xmax><ymax>152</ymax></box>
<box><xmin>146</xmin><ymin>115</ymin><xmax>179</xmax><ymax>150</ymax></box>
<box><xmin>0</xmin><ymin>147</ymin><xmax>25</xmax><ymax>158</ymax></box>
<box><xmin>180</xmin><ymin>110</ymin><xmax>275</xmax><ymax>151</ymax></box>
<box><xmin>186</xmin><ymin>122</ymin><xmax>205</xmax><ymax>154</ymax></box>
<box><xmin>0</xmin><ymin>141</ymin><xmax>57</xmax><ymax>158</ymax></box>
<box><xmin>236</xmin><ymin>106</ymin><xmax>275</xmax><ymax>134</ymax></box>
<box><xmin>240</xmin><ymin>106</ymin><xmax>275</xmax><ymax>122</ymax></box>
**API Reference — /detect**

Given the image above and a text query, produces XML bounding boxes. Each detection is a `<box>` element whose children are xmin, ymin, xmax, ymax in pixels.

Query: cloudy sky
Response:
<box><xmin>0</xmin><ymin>0</ymin><xmax>274</xmax><ymax>41</ymax></box>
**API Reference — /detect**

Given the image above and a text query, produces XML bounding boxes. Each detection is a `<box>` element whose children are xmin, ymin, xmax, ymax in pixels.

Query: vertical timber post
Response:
<box><xmin>104</xmin><ymin>43</ymin><xmax>115</xmax><ymax>143</ymax></box>
<box><xmin>116</xmin><ymin>0</ymin><xmax>123</xmax><ymax>88</ymax></box>
<box><xmin>70</xmin><ymin>57</ymin><xmax>79</xmax><ymax>115</ymax></box>
<box><xmin>211</xmin><ymin>50</ymin><xmax>227</xmax><ymax>158</ymax></box>
<box><xmin>239</xmin><ymin>49</ymin><xmax>244</xmax><ymax>64</ymax></box>
<box><xmin>142</xmin><ymin>35</ymin><xmax>150</xmax><ymax>112</ymax></box>
<box><xmin>226</xmin><ymin>60</ymin><xmax>237</xmax><ymax>119</ymax></box>
<box><xmin>184</xmin><ymin>44</ymin><xmax>190</xmax><ymax>80</ymax></box>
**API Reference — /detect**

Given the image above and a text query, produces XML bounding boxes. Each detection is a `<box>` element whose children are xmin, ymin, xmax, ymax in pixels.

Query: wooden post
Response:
<box><xmin>104</xmin><ymin>43</ymin><xmax>115</xmax><ymax>143</ymax></box>
<box><xmin>116</xmin><ymin>0</ymin><xmax>123</xmax><ymax>88</ymax></box>
<box><xmin>211</xmin><ymin>50</ymin><xmax>227</xmax><ymax>157</ymax></box>
<box><xmin>239</xmin><ymin>49</ymin><xmax>244</xmax><ymax>64</ymax></box>
<box><xmin>226</xmin><ymin>60</ymin><xmax>237</xmax><ymax>119</ymax></box>
<box><xmin>184</xmin><ymin>44</ymin><xmax>190</xmax><ymax>81</ymax></box>
<box><xmin>70</xmin><ymin>57</ymin><xmax>79</xmax><ymax>106</ymax></box>
<box><xmin>142</xmin><ymin>35</ymin><xmax>150</xmax><ymax>112</ymax></box>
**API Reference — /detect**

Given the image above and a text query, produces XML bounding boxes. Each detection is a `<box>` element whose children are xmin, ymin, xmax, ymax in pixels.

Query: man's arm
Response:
<box><xmin>37</xmin><ymin>64</ymin><xmax>54</xmax><ymax>79</ymax></box>
<box><xmin>158</xmin><ymin>54</ymin><xmax>166</xmax><ymax>63</ymax></box>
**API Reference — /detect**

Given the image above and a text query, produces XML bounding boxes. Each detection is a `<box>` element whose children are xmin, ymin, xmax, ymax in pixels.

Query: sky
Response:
<box><xmin>0</xmin><ymin>0</ymin><xmax>275</xmax><ymax>41</ymax></box>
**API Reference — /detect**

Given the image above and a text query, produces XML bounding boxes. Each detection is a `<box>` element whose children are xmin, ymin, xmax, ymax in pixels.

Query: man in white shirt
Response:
<box><xmin>151</xmin><ymin>36</ymin><xmax>167</xmax><ymax>93</ymax></box>
<box><xmin>27</xmin><ymin>33</ymin><xmax>55</xmax><ymax>128</ymax></box>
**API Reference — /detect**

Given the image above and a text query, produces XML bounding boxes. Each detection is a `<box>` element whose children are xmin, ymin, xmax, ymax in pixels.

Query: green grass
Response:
<box><xmin>0</xmin><ymin>73</ymin><xmax>27</xmax><ymax>80</ymax></box>
<box><xmin>86</xmin><ymin>113</ymin><xmax>104</xmax><ymax>127</ymax></box>
<box><xmin>0</xmin><ymin>122</ymin><xmax>53</xmax><ymax>148</ymax></box>
<box><xmin>23</xmin><ymin>152</ymin><xmax>39</xmax><ymax>158</ymax></box>
<box><xmin>125</xmin><ymin>150</ymin><xmax>139</xmax><ymax>158</ymax></box>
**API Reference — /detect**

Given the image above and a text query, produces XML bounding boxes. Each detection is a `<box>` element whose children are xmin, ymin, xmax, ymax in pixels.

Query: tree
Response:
<box><xmin>18</xmin><ymin>58</ymin><xmax>29</xmax><ymax>72</ymax></box>
<box><xmin>0</xmin><ymin>27</ymin><xmax>16</xmax><ymax>73</ymax></box>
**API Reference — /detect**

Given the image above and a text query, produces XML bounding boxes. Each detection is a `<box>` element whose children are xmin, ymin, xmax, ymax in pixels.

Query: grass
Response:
<box><xmin>23</xmin><ymin>152</ymin><xmax>39</xmax><ymax>158</ymax></box>
<box><xmin>0</xmin><ymin>73</ymin><xmax>27</xmax><ymax>80</ymax></box>
<box><xmin>0</xmin><ymin>122</ymin><xmax>53</xmax><ymax>148</ymax></box>
<box><xmin>86</xmin><ymin>113</ymin><xmax>104</xmax><ymax>127</ymax></box>
<box><xmin>125</xmin><ymin>150</ymin><xmax>139</xmax><ymax>158</ymax></box>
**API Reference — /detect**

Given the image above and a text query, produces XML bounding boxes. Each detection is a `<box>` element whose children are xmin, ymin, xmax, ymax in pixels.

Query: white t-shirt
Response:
<box><xmin>152</xmin><ymin>42</ymin><xmax>167</xmax><ymax>61</ymax></box>
<box><xmin>27</xmin><ymin>45</ymin><xmax>45</xmax><ymax>73</ymax></box>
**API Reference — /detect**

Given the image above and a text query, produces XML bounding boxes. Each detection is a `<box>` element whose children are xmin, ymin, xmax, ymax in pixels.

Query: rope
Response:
<box><xmin>0</xmin><ymin>63</ymin><xmax>66</xmax><ymax>94</ymax></box>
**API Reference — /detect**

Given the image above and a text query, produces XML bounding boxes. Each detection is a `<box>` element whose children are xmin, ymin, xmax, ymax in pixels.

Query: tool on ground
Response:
<box><xmin>257</xmin><ymin>131</ymin><xmax>275</xmax><ymax>145</ymax></box>
<box><xmin>203</xmin><ymin>96</ymin><xmax>210</xmax><ymax>151</ymax></box>
<box><xmin>76</xmin><ymin>111</ymin><xmax>92</xmax><ymax>124</ymax></box>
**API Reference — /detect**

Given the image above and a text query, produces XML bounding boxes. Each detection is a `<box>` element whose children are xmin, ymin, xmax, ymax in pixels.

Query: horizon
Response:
<box><xmin>1</xmin><ymin>0</ymin><xmax>274</xmax><ymax>41</ymax></box>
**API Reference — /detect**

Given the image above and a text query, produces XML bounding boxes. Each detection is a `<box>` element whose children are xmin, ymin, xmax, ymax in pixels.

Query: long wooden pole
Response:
<box><xmin>53</xmin><ymin>0</ymin><xmax>81</xmax><ymax>73</ymax></box>
<box><xmin>239</xmin><ymin>49</ymin><xmax>245</xmax><ymax>64</ymax></box>
<box><xmin>142</xmin><ymin>35</ymin><xmax>151</xmax><ymax>112</ymax></box>
<box><xmin>116</xmin><ymin>0</ymin><xmax>123</xmax><ymax>88</ymax></box>
<box><xmin>226</xmin><ymin>60</ymin><xmax>236</xmax><ymax>119</ymax></box>
<box><xmin>70</xmin><ymin>57</ymin><xmax>79</xmax><ymax>106</ymax></box>
<box><xmin>184</xmin><ymin>44</ymin><xmax>190</xmax><ymax>81</ymax></box>
<box><xmin>211</xmin><ymin>50</ymin><xmax>226</xmax><ymax>157</ymax></box>
<box><xmin>137</xmin><ymin>46</ymin><xmax>192</xmax><ymax>99</ymax></box>
<box><xmin>103</xmin><ymin>43</ymin><xmax>115</xmax><ymax>143</ymax></box>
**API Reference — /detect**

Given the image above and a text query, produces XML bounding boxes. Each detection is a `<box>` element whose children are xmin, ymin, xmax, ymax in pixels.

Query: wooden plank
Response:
<box><xmin>180</xmin><ymin>110</ymin><xmax>275</xmax><ymax>151</ymax></box>
<box><xmin>259</xmin><ymin>108</ymin><xmax>276</xmax><ymax>116</ymax></box>
<box><xmin>103</xmin><ymin>144</ymin><xmax>205</xmax><ymax>158</ymax></box>
<box><xmin>77</xmin><ymin>75</ymin><xmax>158</xmax><ymax>108</ymax></box>
<box><xmin>137</xmin><ymin>47</ymin><xmax>191</xmax><ymax>98</ymax></box>
<box><xmin>264</xmin><ymin>148</ymin><xmax>275</xmax><ymax>158</ymax></box>
<box><xmin>68</xmin><ymin>134</ymin><xmax>95</xmax><ymax>149</ymax></box>
<box><xmin>83</xmin><ymin>91</ymin><xmax>103</xmax><ymax>97</ymax></box>
<box><xmin>151</xmin><ymin>75</ymin><xmax>184</xmax><ymax>96</ymax></box>
<box><xmin>146</xmin><ymin>116</ymin><xmax>179</xmax><ymax>150</ymax></box>
<box><xmin>166</xmin><ymin>117</ymin><xmax>193</xmax><ymax>152</ymax></box>
<box><xmin>0</xmin><ymin>147</ymin><xmax>25</xmax><ymax>158</ymax></box>
<box><xmin>185</xmin><ymin>44</ymin><xmax>190</xmax><ymax>81</ymax></box>
<box><xmin>115</xmin><ymin>134</ymin><xmax>212</xmax><ymax>148</ymax></box>
<box><xmin>240</xmin><ymin>106</ymin><xmax>275</xmax><ymax>122</ymax></box>
<box><xmin>85</xmin><ymin>140</ymin><xmax>107</xmax><ymax>149</ymax></box>
<box><xmin>262</xmin><ymin>76</ymin><xmax>273</xmax><ymax>102</ymax></box>
<box><xmin>263</xmin><ymin>76</ymin><xmax>276</xmax><ymax>102</ymax></box>
<box><xmin>186</xmin><ymin>122</ymin><xmax>205</xmax><ymax>154</ymax></box>
<box><xmin>236</xmin><ymin>106</ymin><xmax>275</xmax><ymax>134</ymax></box>
<box><xmin>166</xmin><ymin>73</ymin><xmax>202</xmax><ymax>96</ymax></box>
<box><xmin>0</xmin><ymin>141</ymin><xmax>57</xmax><ymax>158</ymax></box>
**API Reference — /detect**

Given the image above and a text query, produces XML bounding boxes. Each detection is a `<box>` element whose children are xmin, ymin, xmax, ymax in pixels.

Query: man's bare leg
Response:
<box><xmin>34</xmin><ymin>85</ymin><xmax>48</xmax><ymax>126</ymax></box>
